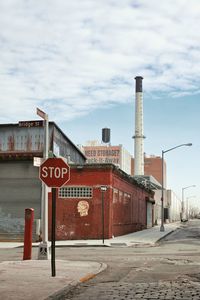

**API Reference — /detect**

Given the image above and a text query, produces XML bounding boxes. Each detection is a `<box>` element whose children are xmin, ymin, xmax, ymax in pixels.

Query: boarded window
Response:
<box><xmin>113</xmin><ymin>188</ymin><xmax>118</xmax><ymax>203</ymax></box>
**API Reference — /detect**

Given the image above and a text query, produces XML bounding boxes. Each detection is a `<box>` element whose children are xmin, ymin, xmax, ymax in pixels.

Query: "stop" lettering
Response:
<box><xmin>41</xmin><ymin>166</ymin><xmax>68</xmax><ymax>178</ymax></box>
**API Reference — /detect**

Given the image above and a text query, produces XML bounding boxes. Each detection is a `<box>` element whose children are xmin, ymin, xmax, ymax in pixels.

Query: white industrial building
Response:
<box><xmin>167</xmin><ymin>190</ymin><xmax>182</xmax><ymax>222</ymax></box>
<box><xmin>82</xmin><ymin>140</ymin><xmax>132</xmax><ymax>175</ymax></box>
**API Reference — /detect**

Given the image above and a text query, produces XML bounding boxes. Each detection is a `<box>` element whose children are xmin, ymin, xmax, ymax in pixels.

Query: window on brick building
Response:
<box><xmin>59</xmin><ymin>186</ymin><xmax>93</xmax><ymax>198</ymax></box>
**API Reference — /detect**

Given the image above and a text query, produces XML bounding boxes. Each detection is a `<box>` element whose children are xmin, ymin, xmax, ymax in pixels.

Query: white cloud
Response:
<box><xmin>0</xmin><ymin>0</ymin><xmax>200</xmax><ymax>122</ymax></box>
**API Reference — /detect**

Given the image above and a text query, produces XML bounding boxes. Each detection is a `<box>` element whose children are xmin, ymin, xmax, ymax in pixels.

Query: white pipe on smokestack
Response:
<box><xmin>133</xmin><ymin>76</ymin><xmax>145</xmax><ymax>176</ymax></box>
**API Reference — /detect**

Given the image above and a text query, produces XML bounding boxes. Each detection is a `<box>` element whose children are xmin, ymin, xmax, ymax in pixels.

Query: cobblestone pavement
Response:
<box><xmin>62</xmin><ymin>276</ymin><xmax>200</xmax><ymax>300</ymax></box>
<box><xmin>49</xmin><ymin>221</ymin><xmax>200</xmax><ymax>299</ymax></box>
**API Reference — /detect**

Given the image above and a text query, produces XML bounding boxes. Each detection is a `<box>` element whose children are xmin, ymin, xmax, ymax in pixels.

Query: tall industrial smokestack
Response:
<box><xmin>133</xmin><ymin>76</ymin><xmax>145</xmax><ymax>176</ymax></box>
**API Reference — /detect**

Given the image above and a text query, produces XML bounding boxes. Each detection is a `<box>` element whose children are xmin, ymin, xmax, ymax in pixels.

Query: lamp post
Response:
<box><xmin>181</xmin><ymin>186</ymin><xmax>196</xmax><ymax>221</ymax></box>
<box><xmin>160</xmin><ymin>143</ymin><xmax>192</xmax><ymax>232</ymax></box>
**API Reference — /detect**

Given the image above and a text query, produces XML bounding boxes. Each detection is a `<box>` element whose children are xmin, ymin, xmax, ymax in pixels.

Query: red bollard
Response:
<box><xmin>23</xmin><ymin>208</ymin><xmax>34</xmax><ymax>260</ymax></box>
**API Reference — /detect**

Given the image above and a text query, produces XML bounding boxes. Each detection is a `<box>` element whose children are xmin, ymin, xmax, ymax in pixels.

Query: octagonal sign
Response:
<box><xmin>39</xmin><ymin>158</ymin><xmax>70</xmax><ymax>188</ymax></box>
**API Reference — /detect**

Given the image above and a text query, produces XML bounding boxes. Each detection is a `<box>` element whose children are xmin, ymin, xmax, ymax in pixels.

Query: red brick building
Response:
<box><xmin>48</xmin><ymin>164</ymin><xmax>155</xmax><ymax>240</ymax></box>
<box><xmin>131</xmin><ymin>155</ymin><xmax>166</xmax><ymax>187</ymax></box>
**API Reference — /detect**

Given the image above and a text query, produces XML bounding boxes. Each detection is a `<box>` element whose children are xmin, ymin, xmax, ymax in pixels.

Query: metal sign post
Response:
<box><xmin>39</xmin><ymin>157</ymin><xmax>70</xmax><ymax>276</ymax></box>
<box><xmin>36</xmin><ymin>108</ymin><xmax>50</xmax><ymax>260</ymax></box>
<box><xmin>100</xmin><ymin>186</ymin><xmax>107</xmax><ymax>245</ymax></box>
<box><xmin>51</xmin><ymin>188</ymin><xmax>56</xmax><ymax>277</ymax></box>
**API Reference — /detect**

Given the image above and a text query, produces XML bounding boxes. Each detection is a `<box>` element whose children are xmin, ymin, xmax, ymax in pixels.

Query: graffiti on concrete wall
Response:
<box><xmin>0</xmin><ymin>210</ymin><xmax>24</xmax><ymax>233</ymax></box>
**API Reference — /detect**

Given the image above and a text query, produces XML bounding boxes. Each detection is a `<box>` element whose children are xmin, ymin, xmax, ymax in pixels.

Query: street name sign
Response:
<box><xmin>36</xmin><ymin>107</ymin><xmax>48</xmax><ymax>120</ymax></box>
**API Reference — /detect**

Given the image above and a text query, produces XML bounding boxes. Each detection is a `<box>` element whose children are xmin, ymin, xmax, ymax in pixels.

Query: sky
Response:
<box><xmin>0</xmin><ymin>0</ymin><xmax>200</xmax><ymax>209</ymax></box>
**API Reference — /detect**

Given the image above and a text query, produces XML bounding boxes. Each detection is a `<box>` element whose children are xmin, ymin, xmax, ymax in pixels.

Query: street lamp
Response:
<box><xmin>160</xmin><ymin>143</ymin><xmax>192</xmax><ymax>232</ymax></box>
<box><xmin>181</xmin><ymin>185</ymin><xmax>196</xmax><ymax>221</ymax></box>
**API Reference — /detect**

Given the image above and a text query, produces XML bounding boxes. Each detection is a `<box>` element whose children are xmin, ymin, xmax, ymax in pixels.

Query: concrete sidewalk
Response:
<box><xmin>55</xmin><ymin>222</ymin><xmax>180</xmax><ymax>247</ymax></box>
<box><xmin>0</xmin><ymin>223</ymin><xmax>181</xmax><ymax>300</ymax></box>
<box><xmin>0</xmin><ymin>222</ymin><xmax>181</xmax><ymax>249</ymax></box>
<box><xmin>0</xmin><ymin>260</ymin><xmax>107</xmax><ymax>300</ymax></box>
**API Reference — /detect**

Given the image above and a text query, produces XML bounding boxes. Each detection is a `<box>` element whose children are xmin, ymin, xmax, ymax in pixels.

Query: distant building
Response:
<box><xmin>82</xmin><ymin>141</ymin><xmax>132</xmax><ymax>175</ymax></box>
<box><xmin>131</xmin><ymin>155</ymin><xmax>166</xmax><ymax>187</ymax></box>
<box><xmin>167</xmin><ymin>190</ymin><xmax>182</xmax><ymax>222</ymax></box>
<box><xmin>132</xmin><ymin>154</ymin><xmax>182</xmax><ymax>224</ymax></box>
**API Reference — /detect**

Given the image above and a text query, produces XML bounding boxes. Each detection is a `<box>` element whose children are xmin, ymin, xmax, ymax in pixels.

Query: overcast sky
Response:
<box><xmin>0</xmin><ymin>0</ymin><xmax>200</xmax><ymax>208</ymax></box>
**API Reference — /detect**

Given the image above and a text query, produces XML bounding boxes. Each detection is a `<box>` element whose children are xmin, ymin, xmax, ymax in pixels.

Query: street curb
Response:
<box><xmin>156</xmin><ymin>227</ymin><xmax>180</xmax><ymax>244</ymax></box>
<box><xmin>79</xmin><ymin>273</ymin><xmax>96</xmax><ymax>282</ymax></box>
<box><xmin>79</xmin><ymin>262</ymin><xmax>107</xmax><ymax>282</ymax></box>
<box><xmin>45</xmin><ymin>262</ymin><xmax>107</xmax><ymax>300</ymax></box>
<box><xmin>15</xmin><ymin>244</ymin><xmax>110</xmax><ymax>248</ymax></box>
<box><xmin>45</xmin><ymin>282</ymin><xmax>78</xmax><ymax>300</ymax></box>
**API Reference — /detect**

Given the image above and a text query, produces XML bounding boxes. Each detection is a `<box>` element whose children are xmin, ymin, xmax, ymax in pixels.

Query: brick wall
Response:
<box><xmin>48</xmin><ymin>164</ymin><xmax>153</xmax><ymax>240</ymax></box>
<box><xmin>132</xmin><ymin>156</ymin><xmax>166</xmax><ymax>187</ymax></box>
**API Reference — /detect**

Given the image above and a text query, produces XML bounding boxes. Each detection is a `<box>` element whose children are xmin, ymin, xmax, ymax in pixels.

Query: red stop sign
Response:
<box><xmin>39</xmin><ymin>158</ymin><xmax>70</xmax><ymax>188</ymax></box>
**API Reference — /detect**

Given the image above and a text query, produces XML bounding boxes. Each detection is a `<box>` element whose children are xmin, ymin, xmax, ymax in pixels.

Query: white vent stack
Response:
<box><xmin>133</xmin><ymin>76</ymin><xmax>145</xmax><ymax>176</ymax></box>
